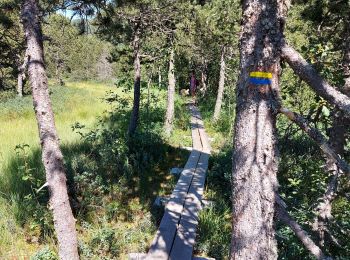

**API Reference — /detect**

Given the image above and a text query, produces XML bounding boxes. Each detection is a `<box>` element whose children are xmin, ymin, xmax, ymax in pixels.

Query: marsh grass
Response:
<box><xmin>0</xmin><ymin>80</ymin><xmax>192</xmax><ymax>258</ymax></box>
<box><xmin>0</xmin><ymin>81</ymin><xmax>116</xmax><ymax>257</ymax></box>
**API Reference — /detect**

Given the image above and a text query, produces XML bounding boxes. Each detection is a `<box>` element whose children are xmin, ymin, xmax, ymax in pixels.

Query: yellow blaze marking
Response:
<box><xmin>250</xmin><ymin>71</ymin><xmax>273</xmax><ymax>79</ymax></box>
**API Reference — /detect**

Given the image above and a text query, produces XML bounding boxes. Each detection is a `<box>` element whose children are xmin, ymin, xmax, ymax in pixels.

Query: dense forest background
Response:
<box><xmin>0</xmin><ymin>0</ymin><xmax>349</xmax><ymax>259</ymax></box>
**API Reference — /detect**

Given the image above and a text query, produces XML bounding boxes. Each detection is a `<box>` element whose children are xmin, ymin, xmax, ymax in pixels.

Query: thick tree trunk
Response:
<box><xmin>201</xmin><ymin>70</ymin><xmax>207</xmax><ymax>94</ymax></box>
<box><xmin>213</xmin><ymin>46</ymin><xmax>226</xmax><ymax>121</ymax></box>
<box><xmin>164</xmin><ymin>48</ymin><xmax>176</xmax><ymax>135</ymax></box>
<box><xmin>21</xmin><ymin>1</ymin><xmax>79</xmax><ymax>259</ymax></box>
<box><xmin>230</xmin><ymin>1</ymin><xmax>285</xmax><ymax>259</ymax></box>
<box><xmin>281</xmin><ymin>44</ymin><xmax>350</xmax><ymax>116</ymax></box>
<box><xmin>128</xmin><ymin>27</ymin><xmax>141</xmax><ymax>136</ymax></box>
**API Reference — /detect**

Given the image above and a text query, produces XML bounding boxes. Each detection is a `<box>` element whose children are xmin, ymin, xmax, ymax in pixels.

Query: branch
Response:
<box><xmin>276</xmin><ymin>195</ymin><xmax>331</xmax><ymax>260</ymax></box>
<box><xmin>281</xmin><ymin>44</ymin><xmax>350</xmax><ymax>116</ymax></box>
<box><xmin>279</xmin><ymin>107</ymin><xmax>350</xmax><ymax>177</ymax></box>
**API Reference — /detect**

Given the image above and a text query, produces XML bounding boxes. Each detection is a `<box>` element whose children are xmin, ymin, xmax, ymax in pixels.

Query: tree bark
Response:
<box><xmin>164</xmin><ymin>47</ymin><xmax>176</xmax><ymax>135</ymax></box>
<box><xmin>230</xmin><ymin>1</ymin><xmax>285</xmax><ymax>259</ymax></box>
<box><xmin>128</xmin><ymin>26</ymin><xmax>141</xmax><ymax>136</ymax></box>
<box><xmin>17</xmin><ymin>51</ymin><xmax>29</xmax><ymax>97</ymax></box>
<box><xmin>281</xmin><ymin>44</ymin><xmax>350</xmax><ymax>116</ymax></box>
<box><xmin>21</xmin><ymin>1</ymin><xmax>79</xmax><ymax>259</ymax></box>
<box><xmin>17</xmin><ymin>72</ymin><xmax>24</xmax><ymax>97</ymax></box>
<box><xmin>344</xmin><ymin>15</ymin><xmax>350</xmax><ymax>93</ymax></box>
<box><xmin>213</xmin><ymin>46</ymin><xmax>226</xmax><ymax>121</ymax></box>
<box><xmin>158</xmin><ymin>66</ymin><xmax>162</xmax><ymax>89</ymax></box>
<box><xmin>55</xmin><ymin>51</ymin><xmax>64</xmax><ymax>86</ymax></box>
<box><xmin>200</xmin><ymin>58</ymin><xmax>208</xmax><ymax>95</ymax></box>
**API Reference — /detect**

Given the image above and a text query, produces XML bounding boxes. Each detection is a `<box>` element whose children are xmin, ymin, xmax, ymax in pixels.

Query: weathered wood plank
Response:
<box><xmin>146</xmin><ymin>103</ymin><xmax>210</xmax><ymax>260</ymax></box>
<box><xmin>147</xmin><ymin>150</ymin><xmax>201</xmax><ymax>259</ymax></box>
<box><xmin>191</xmin><ymin>105</ymin><xmax>211</xmax><ymax>154</ymax></box>
<box><xmin>129</xmin><ymin>253</ymin><xmax>147</xmax><ymax>260</ymax></box>
<box><xmin>198</xmin><ymin>127</ymin><xmax>211</xmax><ymax>154</ymax></box>
<box><xmin>170</xmin><ymin>153</ymin><xmax>210</xmax><ymax>259</ymax></box>
<box><xmin>190</xmin><ymin>106</ymin><xmax>203</xmax><ymax>151</ymax></box>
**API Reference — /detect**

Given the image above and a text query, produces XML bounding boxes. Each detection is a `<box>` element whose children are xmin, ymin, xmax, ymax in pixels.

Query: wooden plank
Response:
<box><xmin>190</xmin><ymin>105</ymin><xmax>203</xmax><ymax>151</ymax></box>
<box><xmin>191</xmin><ymin>128</ymin><xmax>202</xmax><ymax>151</ymax></box>
<box><xmin>170</xmin><ymin>153</ymin><xmax>210</xmax><ymax>259</ymax></box>
<box><xmin>193</xmin><ymin>257</ymin><xmax>216</xmax><ymax>260</ymax></box>
<box><xmin>146</xmin><ymin>103</ymin><xmax>210</xmax><ymax>260</ymax></box>
<box><xmin>190</xmin><ymin>105</ymin><xmax>211</xmax><ymax>153</ymax></box>
<box><xmin>147</xmin><ymin>150</ymin><xmax>201</xmax><ymax>259</ymax></box>
<box><xmin>198</xmin><ymin>127</ymin><xmax>211</xmax><ymax>154</ymax></box>
<box><xmin>129</xmin><ymin>253</ymin><xmax>147</xmax><ymax>260</ymax></box>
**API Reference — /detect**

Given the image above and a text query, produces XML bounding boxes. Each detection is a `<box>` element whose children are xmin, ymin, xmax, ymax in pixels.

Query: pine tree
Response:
<box><xmin>21</xmin><ymin>0</ymin><xmax>79</xmax><ymax>258</ymax></box>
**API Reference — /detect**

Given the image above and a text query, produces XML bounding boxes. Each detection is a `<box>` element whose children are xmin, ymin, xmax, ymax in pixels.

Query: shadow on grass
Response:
<box><xmin>0</xmin><ymin>97</ymin><xmax>190</xmax><ymax>256</ymax></box>
<box><xmin>195</xmin><ymin>145</ymin><xmax>232</xmax><ymax>260</ymax></box>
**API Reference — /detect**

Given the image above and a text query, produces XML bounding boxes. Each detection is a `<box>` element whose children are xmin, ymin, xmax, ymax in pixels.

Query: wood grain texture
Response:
<box><xmin>146</xmin><ymin>102</ymin><xmax>210</xmax><ymax>259</ymax></box>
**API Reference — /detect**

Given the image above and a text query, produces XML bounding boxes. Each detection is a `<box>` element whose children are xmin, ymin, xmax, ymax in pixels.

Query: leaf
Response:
<box><xmin>322</xmin><ymin>106</ymin><xmax>330</xmax><ymax>117</ymax></box>
<box><xmin>22</xmin><ymin>175</ymin><xmax>30</xmax><ymax>181</ymax></box>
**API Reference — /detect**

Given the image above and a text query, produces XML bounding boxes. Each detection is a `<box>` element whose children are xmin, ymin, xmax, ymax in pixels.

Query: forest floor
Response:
<box><xmin>2</xmin><ymin>81</ymin><xmax>347</xmax><ymax>259</ymax></box>
<box><xmin>0</xmin><ymin>81</ymin><xmax>118</xmax><ymax>257</ymax></box>
<box><xmin>0</xmin><ymin>81</ymin><xmax>231</xmax><ymax>259</ymax></box>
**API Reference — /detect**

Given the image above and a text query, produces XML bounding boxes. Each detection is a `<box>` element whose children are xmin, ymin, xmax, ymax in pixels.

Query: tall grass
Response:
<box><xmin>0</xmin><ymin>81</ymin><xmax>116</xmax><ymax>257</ymax></box>
<box><xmin>0</xmin><ymin>80</ymin><xmax>192</xmax><ymax>258</ymax></box>
<box><xmin>0</xmin><ymin>81</ymin><xmax>115</xmax><ymax>168</ymax></box>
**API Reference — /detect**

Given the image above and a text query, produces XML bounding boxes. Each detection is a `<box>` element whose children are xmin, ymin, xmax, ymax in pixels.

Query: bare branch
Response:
<box><xmin>281</xmin><ymin>44</ymin><xmax>350</xmax><ymax>116</ymax></box>
<box><xmin>279</xmin><ymin>107</ymin><xmax>350</xmax><ymax>177</ymax></box>
<box><xmin>276</xmin><ymin>195</ymin><xmax>331</xmax><ymax>260</ymax></box>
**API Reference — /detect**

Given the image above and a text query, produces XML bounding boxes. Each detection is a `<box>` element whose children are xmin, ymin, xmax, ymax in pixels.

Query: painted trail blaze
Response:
<box><xmin>249</xmin><ymin>71</ymin><xmax>272</xmax><ymax>85</ymax></box>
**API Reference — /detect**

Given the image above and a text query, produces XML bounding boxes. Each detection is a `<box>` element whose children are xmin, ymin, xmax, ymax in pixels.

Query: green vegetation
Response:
<box><xmin>0</xmin><ymin>80</ymin><xmax>192</xmax><ymax>258</ymax></box>
<box><xmin>0</xmin><ymin>0</ymin><xmax>349</xmax><ymax>259</ymax></box>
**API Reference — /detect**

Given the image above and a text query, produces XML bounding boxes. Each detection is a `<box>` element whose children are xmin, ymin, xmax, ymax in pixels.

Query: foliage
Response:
<box><xmin>0</xmin><ymin>0</ymin><xmax>23</xmax><ymax>90</ymax></box>
<box><xmin>0</xmin><ymin>80</ymin><xmax>190</xmax><ymax>257</ymax></box>
<box><xmin>43</xmin><ymin>14</ymin><xmax>116</xmax><ymax>83</ymax></box>
<box><xmin>0</xmin><ymin>0</ymin><xmax>350</xmax><ymax>259</ymax></box>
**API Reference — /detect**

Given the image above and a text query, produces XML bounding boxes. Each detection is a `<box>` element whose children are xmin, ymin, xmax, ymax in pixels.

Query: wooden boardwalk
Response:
<box><xmin>130</xmin><ymin>102</ymin><xmax>211</xmax><ymax>260</ymax></box>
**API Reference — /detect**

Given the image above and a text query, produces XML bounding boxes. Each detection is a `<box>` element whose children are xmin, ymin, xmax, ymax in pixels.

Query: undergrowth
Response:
<box><xmin>0</xmin><ymin>80</ymin><xmax>191</xmax><ymax>258</ymax></box>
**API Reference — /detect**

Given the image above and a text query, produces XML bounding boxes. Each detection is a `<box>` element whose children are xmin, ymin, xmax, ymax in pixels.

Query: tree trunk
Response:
<box><xmin>230</xmin><ymin>1</ymin><xmax>285</xmax><ymax>259</ymax></box>
<box><xmin>344</xmin><ymin>15</ymin><xmax>350</xmax><ymax>93</ymax></box>
<box><xmin>158</xmin><ymin>66</ymin><xmax>162</xmax><ymax>88</ymax></box>
<box><xmin>17</xmin><ymin>73</ymin><xmax>24</xmax><ymax>97</ymax></box>
<box><xmin>128</xmin><ymin>27</ymin><xmax>141</xmax><ymax>136</ymax></box>
<box><xmin>213</xmin><ymin>46</ymin><xmax>226</xmax><ymax>121</ymax></box>
<box><xmin>17</xmin><ymin>51</ymin><xmax>29</xmax><ymax>97</ymax></box>
<box><xmin>164</xmin><ymin>48</ymin><xmax>176</xmax><ymax>135</ymax></box>
<box><xmin>21</xmin><ymin>1</ymin><xmax>79</xmax><ymax>259</ymax></box>
<box><xmin>55</xmin><ymin>51</ymin><xmax>64</xmax><ymax>86</ymax></box>
<box><xmin>200</xmin><ymin>58</ymin><xmax>208</xmax><ymax>95</ymax></box>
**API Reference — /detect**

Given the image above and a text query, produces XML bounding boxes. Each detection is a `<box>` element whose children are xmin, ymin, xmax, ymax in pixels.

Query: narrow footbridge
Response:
<box><xmin>130</xmin><ymin>102</ymin><xmax>211</xmax><ymax>260</ymax></box>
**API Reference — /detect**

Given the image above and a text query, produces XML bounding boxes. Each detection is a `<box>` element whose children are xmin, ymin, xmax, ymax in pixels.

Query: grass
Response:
<box><xmin>0</xmin><ymin>80</ymin><xmax>193</xmax><ymax>258</ymax></box>
<box><xmin>0</xmin><ymin>81</ymin><xmax>116</xmax><ymax>169</ymax></box>
<box><xmin>0</xmin><ymin>81</ymin><xmax>117</xmax><ymax>258</ymax></box>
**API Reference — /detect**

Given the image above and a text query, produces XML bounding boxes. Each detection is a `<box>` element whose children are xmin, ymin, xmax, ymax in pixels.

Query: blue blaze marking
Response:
<box><xmin>249</xmin><ymin>78</ymin><xmax>272</xmax><ymax>85</ymax></box>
